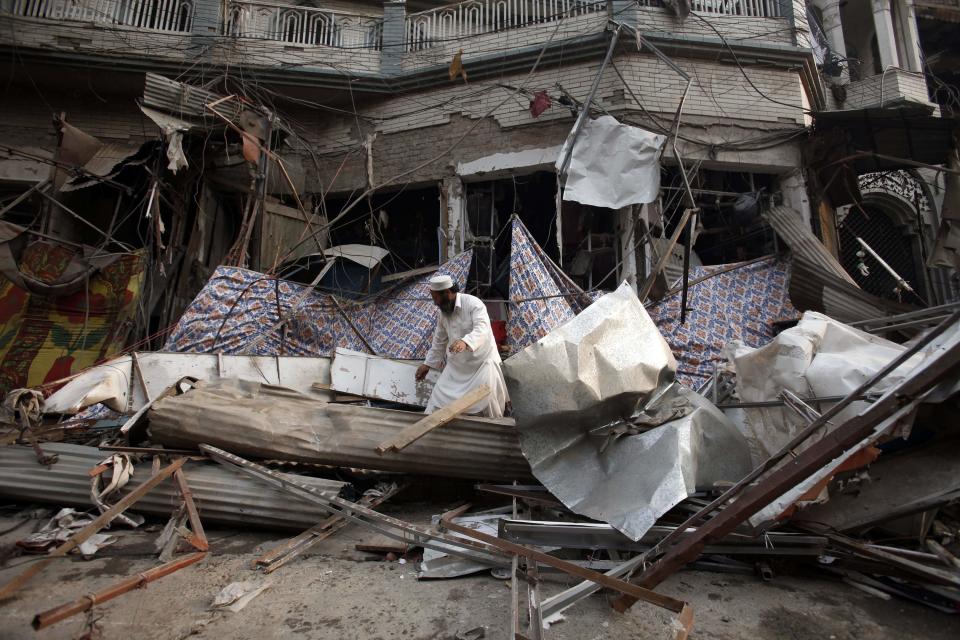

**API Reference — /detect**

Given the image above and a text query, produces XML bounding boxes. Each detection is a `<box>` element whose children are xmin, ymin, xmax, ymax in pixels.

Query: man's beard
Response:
<box><xmin>438</xmin><ymin>296</ymin><xmax>456</xmax><ymax>315</ymax></box>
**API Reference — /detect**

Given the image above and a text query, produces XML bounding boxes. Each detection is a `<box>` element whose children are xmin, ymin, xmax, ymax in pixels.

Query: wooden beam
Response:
<box><xmin>0</xmin><ymin>458</ymin><xmax>186</xmax><ymax>600</ymax></box>
<box><xmin>174</xmin><ymin>469</ymin><xmax>209</xmax><ymax>551</ymax></box>
<box><xmin>376</xmin><ymin>384</ymin><xmax>490</xmax><ymax>454</ymax></box>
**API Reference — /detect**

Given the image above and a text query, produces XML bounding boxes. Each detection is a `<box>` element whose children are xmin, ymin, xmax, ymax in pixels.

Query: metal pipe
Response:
<box><xmin>556</xmin><ymin>26</ymin><xmax>621</xmax><ymax>178</ymax></box>
<box><xmin>855</xmin><ymin>236</ymin><xmax>914</xmax><ymax>293</ymax></box>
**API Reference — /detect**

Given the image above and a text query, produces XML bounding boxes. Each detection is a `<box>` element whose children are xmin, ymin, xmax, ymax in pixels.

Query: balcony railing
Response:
<box><xmin>405</xmin><ymin>0</ymin><xmax>607</xmax><ymax>52</ymax></box>
<box><xmin>225</xmin><ymin>0</ymin><xmax>383</xmax><ymax>50</ymax></box>
<box><xmin>684</xmin><ymin>0</ymin><xmax>781</xmax><ymax>17</ymax></box>
<box><xmin>11</xmin><ymin>0</ymin><xmax>195</xmax><ymax>32</ymax></box>
<box><xmin>405</xmin><ymin>0</ymin><xmax>781</xmax><ymax>52</ymax></box>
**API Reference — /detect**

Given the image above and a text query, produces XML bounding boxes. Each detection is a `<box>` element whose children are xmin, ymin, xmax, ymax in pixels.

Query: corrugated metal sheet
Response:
<box><xmin>789</xmin><ymin>259</ymin><xmax>912</xmax><ymax>323</ymax></box>
<box><xmin>149</xmin><ymin>378</ymin><xmax>530</xmax><ymax>481</ymax></box>
<box><xmin>325</xmin><ymin>404</ymin><xmax>531</xmax><ymax>480</ymax></box>
<box><xmin>143</xmin><ymin>73</ymin><xmax>232</xmax><ymax>120</ymax></box>
<box><xmin>764</xmin><ymin>205</ymin><xmax>912</xmax><ymax>322</ymax></box>
<box><xmin>80</xmin><ymin>144</ymin><xmax>143</xmax><ymax>177</ymax></box>
<box><xmin>764</xmin><ymin>206</ymin><xmax>856</xmax><ymax>284</ymax></box>
<box><xmin>0</xmin><ymin>443</ymin><xmax>346</xmax><ymax>531</ymax></box>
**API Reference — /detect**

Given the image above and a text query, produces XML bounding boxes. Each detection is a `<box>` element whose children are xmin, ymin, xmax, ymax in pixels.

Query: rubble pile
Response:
<box><xmin>0</xmin><ymin>275</ymin><xmax>957</xmax><ymax>637</ymax></box>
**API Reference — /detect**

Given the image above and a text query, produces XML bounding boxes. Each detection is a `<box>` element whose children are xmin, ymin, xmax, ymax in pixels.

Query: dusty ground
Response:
<box><xmin>0</xmin><ymin>503</ymin><xmax>958</xmax><ymax>640</ymax></box>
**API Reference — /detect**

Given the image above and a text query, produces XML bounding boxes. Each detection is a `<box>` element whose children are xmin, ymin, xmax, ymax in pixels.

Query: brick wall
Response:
<box><xmin>840</xmin><ymin>68</ymin><xmax>933</xmax><ymax>110</ymax></box>
<box><xmin>303</xmin><ymin>51</ymin><xmax>803</xmax><ymax>152</ymax></box>
<box><xmin>0</xmin><ymin>87</ymin><xmax>152</xmax><ymax>145</ymax></box>
<box><xmin>0</xmin><ymin>16</ymin><xmax>195</xmax><ymax>64</ymax></box>
<box><xmin>297</xmin><ymin>50</ymin><xmax>806</xmax><ymax>193</ymax></box>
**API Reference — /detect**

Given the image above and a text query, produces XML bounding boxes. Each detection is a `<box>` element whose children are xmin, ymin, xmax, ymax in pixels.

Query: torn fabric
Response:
<box><xmin>164</xmin><ymin>251</ymin><xmax>472</xmax><ymax>358</ymax></box>
<box><xmin>506</xmin><ymin>217</ymin><xmax>596</xmax><ymax>354</ymax></box>
<box><xmin>0</xmin><ymin>243</ymin><xmax>145</xmax><ymax>396</ymax></box>
<box><xmin>503</xmin><ymin>283</ymin><xmax>751</xmax><ymax>540</ymax></box>
<box><xmin>557</xmin><ymin>115</ymin><xmax>665</xmax><ymax>209</ymax></box>
<box><xmin>648</xmin><ymin>256</ymin><xmax>799</xmax><ymax>389</ymax></box>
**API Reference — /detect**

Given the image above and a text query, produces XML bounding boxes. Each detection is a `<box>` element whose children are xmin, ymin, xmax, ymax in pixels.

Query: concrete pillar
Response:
<box><xmin>617</xmin><ymin>205</ymin><xmax>638</xmax><ymax>293</ymax></box>
<box><xmin>443</xmin><ymin>177</ymin><xmax>465</xmax><ymax>258</ymax></box>
<box><xmin>381</xmin><ymin>0</ymin><xmax>406</xmax><ymax>76</ymax></box>
<box><xmin>780</xmin><ymin>169</ymin><xmax>813</xmax><ymax>228</ymax></box>
<box><xmin>820</xmin><ymin>0</ymin><xmax>850</xmax><ymax>83</ymax></box>
<box><xmin>871</xmin><ymin>0</ymin><xmax>901</xmax><ymax>70</ymax></box>
<box><xmin>894</xmin><ymin>0</ymin><xmax>923</xmax><ymax>73</ymax></box>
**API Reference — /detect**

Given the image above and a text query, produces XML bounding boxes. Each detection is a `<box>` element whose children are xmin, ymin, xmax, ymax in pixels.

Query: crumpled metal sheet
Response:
<box><xmin>502</xmin><ymin>283</ymin><xmax>752</xmax><ymax>541</ymax></box>
<box><xmin>724</xmin><ymin>311</ymin><xmax>934</xmax><ymax>527</ymax></box>
<box><xmin>725</xmin><ymin>311</ymin><xmax>927</xmax><ymax>465</ymax></box>
<box><xmin>0</xmin><ymin>442</ymin><xmax>346</xmax><ymax>531</ymax></box>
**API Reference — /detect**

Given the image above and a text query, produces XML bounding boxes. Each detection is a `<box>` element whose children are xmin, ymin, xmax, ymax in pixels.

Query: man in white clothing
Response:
<box><xmin>415</xmin><ymin>275</ymin><xmax>509</xmax><ymax>417</ymax></box>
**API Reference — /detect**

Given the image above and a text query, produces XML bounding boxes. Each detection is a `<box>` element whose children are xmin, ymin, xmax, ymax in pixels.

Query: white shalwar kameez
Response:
<box><xmin>423</xmin><ymin>293</ymin><xmax>509</xmax><ymax>417</ymax></box>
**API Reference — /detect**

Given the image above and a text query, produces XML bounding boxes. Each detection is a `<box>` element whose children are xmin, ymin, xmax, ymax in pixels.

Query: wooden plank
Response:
<box><xmin>174</xmin><ymin>469</ymin><xmax>209</xmax><ymax>551</ymax></box>
<box><xmin>355</xmin><ymin>542</ymin><xmax>410</xmax><ymax>555</ymax></box>
<box><xmin>0</xmin><ymin>458</ymin><xmax>186</xmax><ymax>600</ymax></box>
<box><xmin>375</xmin><ymin>384</ymin><xmax>490</xmax><ymax>454</ymax></box>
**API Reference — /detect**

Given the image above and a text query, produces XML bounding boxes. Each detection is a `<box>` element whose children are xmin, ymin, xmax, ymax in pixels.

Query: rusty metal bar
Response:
<box><xmin>438</xmin><ymin>505</ymin><xmax>688</xmax><ymax>614</ymax></box>
<box><xmin>254</xmin><ymin>484</ymin><xmax>403</xmax><ymax>573</ymax></box>
<box><xmin>32</xmin><ymin>552</ymin><xmax>206</xmax><ymax>630</ymax></box>
<box><xmin>632</xmin><ymin>311</ymin><xmax>960</xmax><ymax>573</ymax></box>
<box><xmin>0</xmin><ymin>457</ymin><xmax>186</xmax><ymax>601</ymax></box>
<box><xmin>613</xmin><ymin>314</ymin><xmax>960</xmax><ymax>611</ymax></box>
<box><xmin>201</xmin><ymin>445</ymin><xmax>506</xmax><ymax>566</ymax></box>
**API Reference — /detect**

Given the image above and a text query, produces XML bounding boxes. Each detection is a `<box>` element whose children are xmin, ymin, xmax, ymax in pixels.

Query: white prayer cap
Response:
<box><xmin>429</xmin><ymin>275</ymin><xmax>454</xmax><ymax>291</ymax></box>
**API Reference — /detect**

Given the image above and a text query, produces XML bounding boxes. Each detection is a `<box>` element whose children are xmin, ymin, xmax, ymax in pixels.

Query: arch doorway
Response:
<box><xmin>838</xmin><ymin>171</ymin><xmax>932</xmax><ymax>305</ymax></box>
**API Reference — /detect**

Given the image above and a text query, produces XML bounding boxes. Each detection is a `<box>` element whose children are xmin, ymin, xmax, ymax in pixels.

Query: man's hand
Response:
<box><xmin>449</xmin><ymin>339</ymin><xmax>469</xmax><ymax>354</ymax></box>
<box><xmin>415</xmin><ymin>364</ymin><xmax>431</xmax><ymax>382</ymax></box>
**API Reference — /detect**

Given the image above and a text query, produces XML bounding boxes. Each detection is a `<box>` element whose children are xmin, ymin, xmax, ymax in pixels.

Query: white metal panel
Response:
<box><xmin>331</xmin><ymin>347</ymin><xmax>437</xmax><ymax>406</ymax></box>
<box><xmin>45</xmin><ymin>352</ymin><xmax>333</xmax><ymax>414</ymax></box>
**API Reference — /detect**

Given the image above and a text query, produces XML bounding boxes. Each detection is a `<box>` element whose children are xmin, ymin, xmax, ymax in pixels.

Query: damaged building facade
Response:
<box><xmin>1</xmin><ymin>2</ymin><xmax>960</xmax><ymax>637</ymax></box>
<box><xmin>1</xmin><ymin>0</ymin><xmax>958</xmax><ymax>392</ymax></box>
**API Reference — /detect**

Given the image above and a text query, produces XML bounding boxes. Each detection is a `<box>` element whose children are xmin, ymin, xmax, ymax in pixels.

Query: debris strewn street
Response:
<box><xmin>1</xmin><ymin>0</ymin><xmax>960</xmax><ymax>638</ymax></box>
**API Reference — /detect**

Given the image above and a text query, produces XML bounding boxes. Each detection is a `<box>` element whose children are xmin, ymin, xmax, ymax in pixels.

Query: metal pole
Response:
<box><xmin>556</xmin><ymin>26</ymin><xmax>621</xmax><ymax>178</ymax></box>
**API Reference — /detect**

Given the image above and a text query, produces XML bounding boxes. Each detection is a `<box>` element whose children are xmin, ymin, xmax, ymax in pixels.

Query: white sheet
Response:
<box><xmin>557</xmin><ymin>115</ymin><xmax>666</xmax><ymax>209</ymax></box>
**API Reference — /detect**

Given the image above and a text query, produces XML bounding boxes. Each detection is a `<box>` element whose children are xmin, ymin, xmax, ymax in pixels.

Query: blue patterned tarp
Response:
<box><xmin>164</xmin><ymin>251</ymin><xmax>472</xmax><ymax>359</ymax></box>
<box><xmin>648</xmin><ymin>257</ymin><xmax>800</xmax><ymax>388</ymax></box>
<box><xmin>506</xmin><ymin>218</ymin><xmax>596</xmax><ymax>353</ymax></box>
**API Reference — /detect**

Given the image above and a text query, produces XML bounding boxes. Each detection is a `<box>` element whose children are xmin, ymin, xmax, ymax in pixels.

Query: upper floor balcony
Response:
<box><xmin>0</xmin><ymin>0</ymin><xmax>821</xmax><ymax>98</ymax></box>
